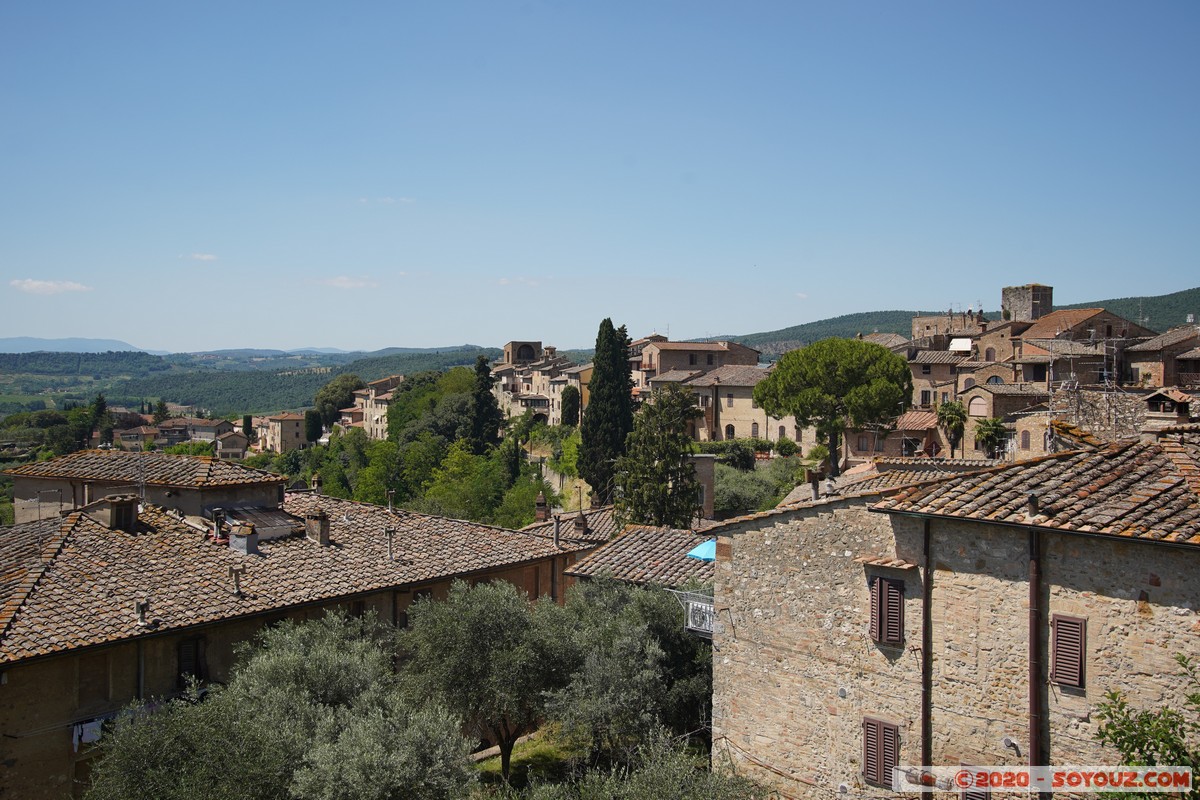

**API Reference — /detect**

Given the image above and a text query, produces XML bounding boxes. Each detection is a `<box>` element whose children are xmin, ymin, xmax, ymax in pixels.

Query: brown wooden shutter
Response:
<box><xmin>869</xmin><ymin>577</ymin><xmax>881</xmax><ymax>641</ymax></box>
<box><xmin>863</xmin><ymin>717</ymin><xmax>900</xmax><ymax>786</ymax></box>
<box><xmin>869</xmin><ymin>576</ymin><xmax>904</xmax><ymax>646</ymax></box>
<box><xmin>863</xmin><ymin>718</ymin><xmax>881</xmax><ymax>784</ymax></box>
<box><xmin>883</xmin><ymin>579</ymin><xmax>904</xmax><ymax>645</ymax></box>
<box><xmin>1051</xmin><ymin>615</ymin><xmax>1086</xmax><ymax>687</ymax></box>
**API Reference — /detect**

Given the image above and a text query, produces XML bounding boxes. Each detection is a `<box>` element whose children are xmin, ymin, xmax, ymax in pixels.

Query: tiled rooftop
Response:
<box><xmin>520</xmin><ymin>506</ymin><xmax>622</xmax><ymax>543</ymax></box>
<box><xmin>873</xmin><ymin>436</ymin><xmax>1200</xmax><ymax>546</ymax></box>
<box><xmin>684</xmin><ymin>365</ymin><xmax>770</xmax><ymax>387</ymax></box>
<box><xmin>910</xmin><ymin>351</ymin><xmax>967</xmax><ymax>365</ymax></box>
<box><xmin>649</xmin><ymin>369</ymin><xmax>703</xmax><ymax>384</ymax></box>
<box><xmin>3</xmin><ymin>450</ymin><xmax>286</xmax><ymax>489</ymax></box>
<box><xmin>0</xmin><ymin>493</ymin><xmax>605</xmax><ymax>665</ymax></box>
<box><xmin>894</xmin><ymin>411</ymin><xmax>938</xmax><ymax>430</ymax></box>
<box><xmin>565</xmin><ymin>525</ymin><xmax>714</xmax><ymax>587</ymax></box>
<box><xmin>1126</xmin><ymin>326</ymin><xmax>1200</xmax><ymax>352</ymax></box>
<box><xmin>1019</xmin><ymin>309</ymin><xmax>1105</xmax><ymax>340</ymax></box>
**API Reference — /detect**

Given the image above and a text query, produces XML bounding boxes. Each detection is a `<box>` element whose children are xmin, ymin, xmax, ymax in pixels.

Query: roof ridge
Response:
<box><xmin>0</xmin><ymin>515</ymin><xmax>78</xmax><ymax>643</ymax></box>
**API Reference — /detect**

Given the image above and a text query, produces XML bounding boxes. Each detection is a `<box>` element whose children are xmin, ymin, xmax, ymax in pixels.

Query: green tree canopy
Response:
<box><xmin>973</xmin><ymin>416</ymin><xmax>1008</xmax><ymax>458</ymax></box>
<box><xmin>754</xmin><ymin>338</ymin><xmax>912</xmax><ymax>476</ymax></box>
<box><xmin>936</xmin><ymin>400</ymin><xmax>967</xmax><ymax>458</ymax></box>
<box><xmin>304</xmin><ymin>409</ymin><xmax>323</xmax><ymax>443</ymax></box>
<box><xmin>86</xmin><ymin>613</ymin><xmax>474</xmax><ymax>800</ymax></box>
<box><xmin>579</xmin><ymin>319</ymin><xmax>633</xmax><ymax>503</ymax></box>
<box><xmin>314</xmin><ymin>373</ymin><xmax>365</xmax><ymax>429</ymax></box>
<box><xmin>560</xmin><ymin>384</ymin><xmax>580</xmax><ymax>426</ymax></box>
<box><xmin>614</xmin><ymin>383</ymin><xmax>702</xmax><ymax>528</ymax></box>
<box><xmin>399</xmin><ymin>580</ymin><xmax>574</xmax><ymax>781</ymax></box>
<box><xmin>468</xmin><ymin>354</ymin><xmax>504</xmax><ymax>455</ymax></box>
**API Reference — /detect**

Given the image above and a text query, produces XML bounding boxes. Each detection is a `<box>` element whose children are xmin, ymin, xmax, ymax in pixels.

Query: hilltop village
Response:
<box><xmin>1</xmin><ymin>281</ymin><xmax>1199</xmax><ymax>798</ymax></box>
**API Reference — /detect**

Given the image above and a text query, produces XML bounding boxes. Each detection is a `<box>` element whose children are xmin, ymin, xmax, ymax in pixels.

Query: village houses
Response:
<box><xmin>0</xmin><ymin>450</ymin><xmax>611</xmax><ymax>798</ymax></box>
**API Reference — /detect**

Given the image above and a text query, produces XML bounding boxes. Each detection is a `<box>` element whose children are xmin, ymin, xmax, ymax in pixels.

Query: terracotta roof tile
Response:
<box><xmin>3</xmin><ymin>450</ymin><xmax>286</xmax><ymax>489</ymax></box>
<box><xmin>1019</xmin><ymin>309</ymin><xmax>1104</xmax><ymax>340</ymax></box>
<box><xmin>684</xmin><ymin>365</ymin><xmax>770</xmax><ymax>387</ymax></box>
<box><xmin>565</xmin><ymin>525</ymin><xmax>714</xmax><ymax>586</ymax></box>
<box><xmin>873</xmin><ymin>438</ymin><xmax>1200</xmax><ymax>547</ymax></box>
<box><xmin>910</xmin><ymin>351</ymin><xmax>967</xmax><ymax>365</ymax></box>
<box><xmin>1126</xmin><ymin>326</ymin><xmax>1200</xmax><ymax>353</ymax></box>
<box><xmin>0</xmin><ymin>493</ymin><xmax>602</xmax><ymax>665</ymax></box>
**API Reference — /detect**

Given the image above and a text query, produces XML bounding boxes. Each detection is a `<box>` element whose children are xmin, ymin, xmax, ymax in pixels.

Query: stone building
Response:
<box><xmin>263</xmin><ymin>411</ymin><xmax>306</xmax><ymax>453</ymax></box>
<box><xmin>0</xmin><ymin>491</ymin><xmax>607</xmax><ymax>798</ymax></box>
<box><xmin>710</xmin><ymin>432</ymin><xmax>1200</xmax><ymax>798</ymax></box>
<box><xmin>3</xmin><ymin>450</ymin><xmax>287</xmax><ymax>524</ymax></box>
<box><xmin>1125</xmin><ymin>325</ymin><xmax>1200</xmax><ymax>388</ymax></box>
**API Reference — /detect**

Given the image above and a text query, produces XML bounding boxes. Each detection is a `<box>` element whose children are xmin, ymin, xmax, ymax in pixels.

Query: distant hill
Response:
<box><xmin>1058</xmin><ymin>286</ymin><xmax>1200</xmax><ymax>331</ymax></box>
<box><xmin>730</xmin><ymin>286</ymin><xmax>1200</xmax><ymax>356</ymax></box>
<box><xmin>0</xmin><ymin>336</ymin><xmax>145</xmax><ymax>353</ymax></box>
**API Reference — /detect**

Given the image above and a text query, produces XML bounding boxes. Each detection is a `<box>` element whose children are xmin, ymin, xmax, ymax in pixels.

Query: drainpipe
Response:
<box><xmin>1028</xmin><ymin>523</ymin><xmax>1045</xmax><ymax>783</ymax></box>
<box><xmin>922</xmin><ymin>518</ymin><xmax>933</xmax><ymax>768</ymax></box>
<box><xmin>136</xmin><ymin>639</ymin><xmax>145</xmax><ymax>701</ymax></box>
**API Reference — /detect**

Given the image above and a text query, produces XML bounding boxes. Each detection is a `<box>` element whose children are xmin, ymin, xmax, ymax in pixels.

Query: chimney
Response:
<box><xmin>134</xmin><ymin>599</ymin><xmax>150</xmax><ymax>627</ymax></box>
<box><xmin>98</xmin><ymin>494</ymin><xmax>139</xmax><ymax>532</ymax></box>
<box><xmin>306</xmin><ymin>508</ymin><xmax>330</xmax><ymax>545</ymax></box>
<box><xmin>552</xmin><ymin>515</ymin><xmax>561</xmax><ymax>548</ymax></box>
<box><xmin>312</xmin><ymin>472</ymin><xmax>322</xmax><ymax>495</ymax></box>
<box><xmin>573</xmin><ymin>511</ymin><xmax>588</xmax><ymax>537</ymax></box>
<box><xmin>229</xmin><ymin>523</ymin><xmax>259</xmax><ymax>555</ymax></box>
<box><xmin>385</xmin><ymin>526</ymin><xmax>395</xmax><ymax>561</ymax></box>
<box><xmin>534</xmin><ymin>492</ymin><xmax>549</xmax><ymax>522</ymax></box>
<box><xmin>211</xmin><ymin>508</ymin><xmax>226</xmax><ymax>541</ymax></box>
<box><xmin>229</xmin><ymin>565</ymin><xmax>245</xmax><ymax>596</ymax></box>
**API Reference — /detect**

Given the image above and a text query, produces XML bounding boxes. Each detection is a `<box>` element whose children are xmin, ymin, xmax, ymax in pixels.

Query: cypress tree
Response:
<box><xmin>467</xmin><ymin>355</ymin><xmax>504</xmax><ymax>455</ymax></box>
<box><xmin>578</xmin><ymin>319</ymin><xmax>633</xmax><ymax>504</ymax></box>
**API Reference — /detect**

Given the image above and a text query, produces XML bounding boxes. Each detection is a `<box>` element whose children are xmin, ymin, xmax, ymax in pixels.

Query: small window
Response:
<box><xmin>986</xmin><ymin>376</ymin><xmax>1004</xmax><ymax>385</ymax></box>
<box><xmin>920</xmin><ymin>390</ymin><xmax>931</xmax><ymax>405</ymax></box>
<box><xmin>862</xmin><ymin>717</ymin><xmax>900</xmax><ymax>787</ymax></box>
<box><xmin>964</xmin><ymin>378</ymin><xmax>976</xmax><ymax>389</ymax></box>
<box><xmin>700</xmin><ymin>395</ymin><xmax>710</xmax><ymax>408</ymax></box>
<box><xmin>724</xmin><ymin>424</ymin><xmax>735</xmax><ymax>439</ymax></box>
<box><xmin>985</xmin><ymin>347</ymin><xmax>996</xmax><ymax>362</ymax></box>
<box><xmin>858</xmin><ymin>434</ymin><xmax>869</xmax><ymax>451</ymax></box>
<box><xmin>689</xmin><ymin>354</ymin><xmax>696</xmax><ymax>365</ymax></box>
<box><xmin>1020</xmin><ymin>430</ymin><xmax>1031</xmax><ymax>450</ymax></box>
<box><xmin>1051</xmin><ymin>615</ymin><xmax>1086</xmax><ymax>688</ymax></box>
<box><xmin>941</xmin><ymin>392</ymin><xmax>949</xmax><ymax>404</ymax></box>
<box><xmin>921</xmin><ymin>364</ymin><xmax>932</xmax><ymax>375</ymax></box>
<box><xmin>869</xmin><ymin>576</ymin><xmax>904</xmax><ymax>646</ymax></box>
<box><xmin>778</xmin><ymin>425</ymin><xmax>786</xmax><ymax>440</ymax></box>
<box><xmin>177</xmin><ymin>636</ymin><xmax>207</xmax><ymax>688</ymax></box>
<box><xmin>707</xmin><ymin>353</ymin><xmax>713</xmax><ymax>365</ymax></box>
<box><xmin>726</xmin><ymin>393</ymin><xmax>734</xmax><ymax>408</ymax></box>
<box><xmin>751</xmin><ymin>422</ymin><xmax>759</xmax><ymax>437</ymax></box>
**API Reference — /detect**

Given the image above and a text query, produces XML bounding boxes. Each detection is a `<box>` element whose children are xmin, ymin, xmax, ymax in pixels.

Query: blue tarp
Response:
<box><xmin>686</xmin><ymin>538</ymin><xmax>717</xmax><ymax>561</ymax></box>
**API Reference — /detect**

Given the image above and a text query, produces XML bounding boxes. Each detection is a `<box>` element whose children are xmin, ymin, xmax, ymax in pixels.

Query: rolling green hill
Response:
<box><xmin>729</xmin><ymin>287</ymin><xmax>1199</xmax><ymax>356</ymax></box>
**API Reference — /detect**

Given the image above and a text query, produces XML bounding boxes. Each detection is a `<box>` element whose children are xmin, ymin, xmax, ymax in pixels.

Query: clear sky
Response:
<box><xmin>2</xmin><ymin>1</ymin><xmax>1197</xmax><ymax>353</ymax></box>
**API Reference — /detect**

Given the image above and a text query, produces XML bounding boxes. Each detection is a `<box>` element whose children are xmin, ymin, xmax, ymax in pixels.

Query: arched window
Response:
<box><xmin>724</xmin><ymin>424</ymin><xmax>735</xmax><ymax>440</ymax></box>
<box><xmin>984</xmin><ymin>347</ymin><xmax>996</xmax><ymax>362</ymax></box>
<box><xmin>1020</xmin><ymin>430</ymin><xmax>1031</xmax><ymax>450</ymax></box>
<box><xmin>751</xmin><ymin>422</ymin><xmax>759</xmax><ymax>438</ymax></box>
<box><xmin>778</xmin><ymin>425</ymin><xmax>786</xmax><ymax>440</ymax></box>
<box><xmin>517</xmin><ymin>344</ymin><xmax>536</xmax><ymax>361</ymax></box>
<box><xmin>986</xmin><ymin>376</ymin><xmax>1005</xmax><ymax>385</ymax></box>
<box><xmin>964</xmin><ymin>378</ymin><xmax>976</xmax><ymax>389</ymax></box>
<box><xmin>968</xmin><ymin>397</ymin><xmax>988</xmax><ymax>416</ymax></box>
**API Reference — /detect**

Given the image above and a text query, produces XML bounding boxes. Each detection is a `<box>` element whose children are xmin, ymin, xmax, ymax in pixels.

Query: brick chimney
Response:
<box><xmin>534</xmin><ymin>491</ymin><xmax>549</xmax><ymax>522</ymax></box>
<box><xmin>305</xmin><ymin>508</ymin><xmax>330</xmax><ymax>545</ymax></box>
<box><xmin>573</xmin><ymin>511</ymin><xmax>588</xmax><ymax>536</ymax></box>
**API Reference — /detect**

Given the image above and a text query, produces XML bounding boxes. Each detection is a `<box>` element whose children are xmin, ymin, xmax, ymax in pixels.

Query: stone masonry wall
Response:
<box><xmin>713</xmin><ymin>499</ymin><xmax>1200</xmax><ymax>799</ymax></box>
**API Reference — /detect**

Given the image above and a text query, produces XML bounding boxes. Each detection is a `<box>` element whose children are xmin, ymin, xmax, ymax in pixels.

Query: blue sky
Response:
<box><xmin>2</xmin><ymin>1</ymin><xmax>1197</xmax><ymax>353</ymax></box>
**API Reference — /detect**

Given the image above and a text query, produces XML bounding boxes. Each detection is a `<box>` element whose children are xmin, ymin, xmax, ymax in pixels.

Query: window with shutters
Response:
<box><xmin>869</xmin><ymin>575</ymin><xmax>904</xmax><ymax>646</ymax></box>
<box><xmin>1051</xmin><ymin>615</ymin><xmax>1086</xmax><ymax>688</ymax></box>
<box><xmin>862</xmin><ymin>717</ymin><xmax>900</xmax><ymax>786</ymax></box>
<box><xmin>177</xmin><ymin>636</ymin><xmax>207</xmax><ymax>688</ymax></box>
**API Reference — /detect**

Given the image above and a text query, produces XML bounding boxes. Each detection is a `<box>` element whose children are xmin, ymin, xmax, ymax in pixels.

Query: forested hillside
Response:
<box><xmin>0</xmin><ymin>351</ymin><xmax>170</xmax><ymax>377</ymax></box>
<box><xmin>728</xmin><ymin>286</ymin><xmax>1199</xmax><ymax>356</ymax></box>
<box><xmin>1059</xmin><ymin>286</ymin><xmax>1200</xmax><ymax>331</ymax></box>
<box><xmin>112</xmin><ymin>347</ymin><xmax>501</xmax><ymax>416</ymax></box>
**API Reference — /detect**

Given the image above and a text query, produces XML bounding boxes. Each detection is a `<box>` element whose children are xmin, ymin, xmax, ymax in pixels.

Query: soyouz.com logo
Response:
<box><xmin>893</xmin><ymin>765</ymin><xmax>1193</xmax><ymax>793</ymax></box>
